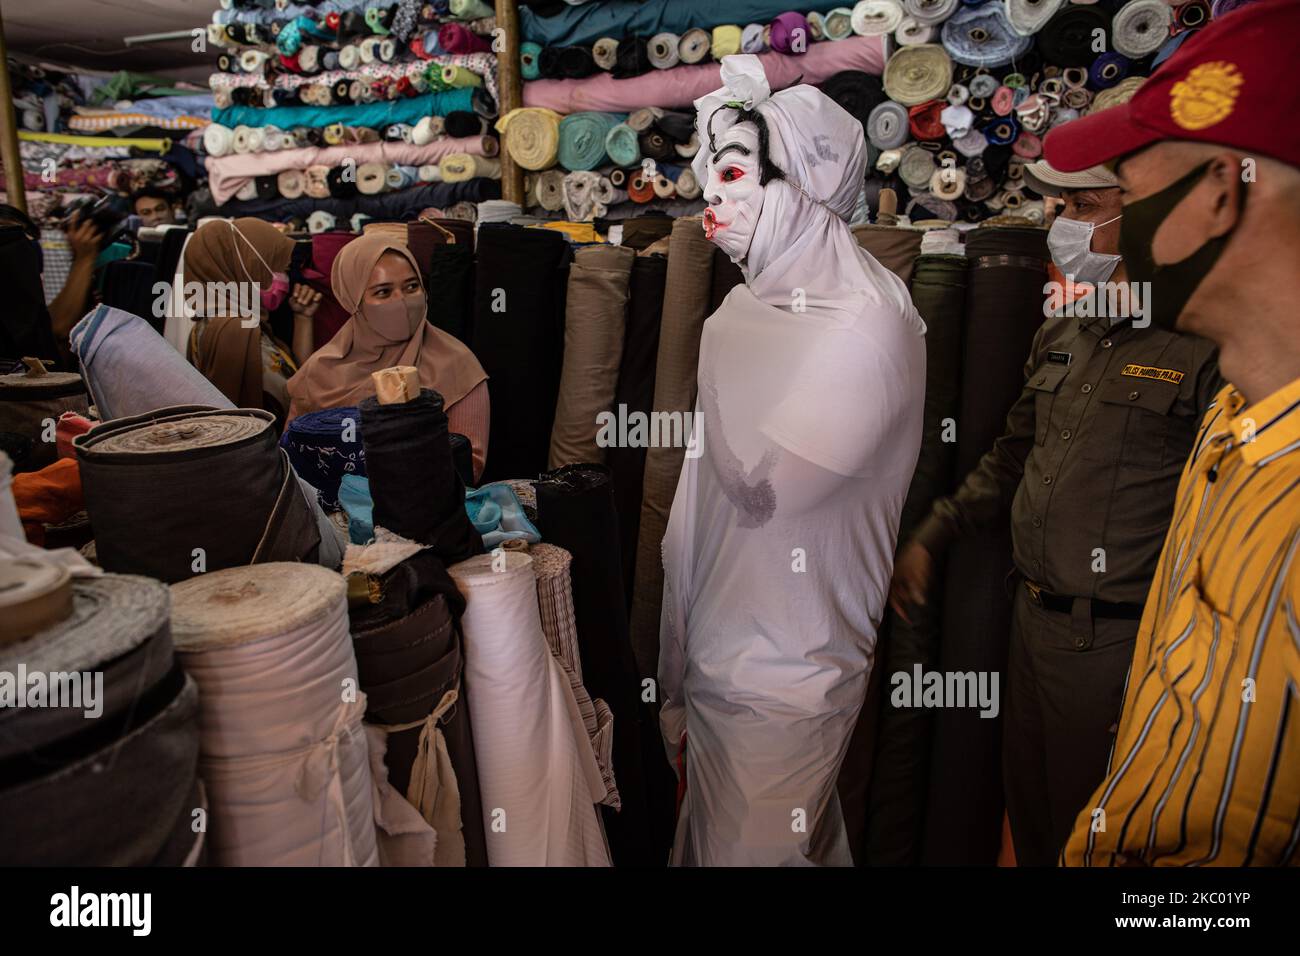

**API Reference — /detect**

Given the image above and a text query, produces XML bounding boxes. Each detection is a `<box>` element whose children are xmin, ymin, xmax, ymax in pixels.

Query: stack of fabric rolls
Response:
<box><xmin>205</xmin><ymin>0</ymin><xmax>505</xmax><ymax>225</ymax></box>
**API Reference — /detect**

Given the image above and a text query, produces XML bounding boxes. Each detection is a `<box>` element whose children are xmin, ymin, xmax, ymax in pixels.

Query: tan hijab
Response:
<box><xmin>183</xmin><ymin>218</ymin><xmax>295</xmax><ymax>410</ymax></box>
<box><xmin>285</xmin><ymin>234</ymin><xmax>486</xmax><ymax>420</ymax></box>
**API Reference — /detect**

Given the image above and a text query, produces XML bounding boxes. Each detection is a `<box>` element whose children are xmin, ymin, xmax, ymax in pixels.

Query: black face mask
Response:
<box><xmin>1119</xmin><ymin>160</ymin><xmax>1244</xmax><ymax>331</ymax></box>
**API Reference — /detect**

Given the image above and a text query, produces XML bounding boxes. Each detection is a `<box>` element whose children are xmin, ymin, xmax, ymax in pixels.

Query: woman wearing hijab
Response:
<box><xmin>182</xmin><ymin>217</ymin><xmax>320</xmax><ymax>422</ymax></box>
<box><xmin>286</xmin><ymin>233</ymin><xmax>489</xmax><ymax>482</ymax></box>
<box><xmin>657</xmin><ymin>56</ymin><xmax>927</xmax><ymax>866</ymax></box>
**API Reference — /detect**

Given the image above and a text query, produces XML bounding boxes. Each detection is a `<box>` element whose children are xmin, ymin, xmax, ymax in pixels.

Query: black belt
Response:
<box><xmin>1023</xmin><ymin>581</ymin><xmax>1144</xmax><ymax>621</ymax></box>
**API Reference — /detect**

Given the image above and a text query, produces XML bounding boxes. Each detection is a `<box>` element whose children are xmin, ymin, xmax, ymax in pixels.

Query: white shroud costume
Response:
<box><xmin>658</xmin><ymin>56</ymin><xmax>927</xmax><ymax>866</ymax></box>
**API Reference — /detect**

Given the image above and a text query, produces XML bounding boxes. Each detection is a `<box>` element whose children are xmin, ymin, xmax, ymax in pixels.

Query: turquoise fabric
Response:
<box><xmin>558</xmin><ymin>112</ymin><xmax>625</xmax><ymax>171</ymax></box>
<box><xmin>465</xmin><ymin>483</ymin><xmax>541</xmax><ymax>550</ymax></box>
<box><xmin>604</xmin><ymin>123</ymin><xmax>642</xmax><ymax>168</ymax></box>
<box><xmin>520</xmin><ymin>0</ymin><xmax>848</xmax><ymax>47</ymax></box>
<box><xmin>212</xmin><ymin>89</ymin><xmax>475</xmax><ymax>129</ymax></box>
<box><xmin>338</xmin><ymin>474</ymin><xmax>375</xmax><ymax>545</ymax></box>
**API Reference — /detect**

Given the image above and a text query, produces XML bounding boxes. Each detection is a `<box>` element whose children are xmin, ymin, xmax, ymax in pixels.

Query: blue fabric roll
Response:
<box><xmin>465</xmin><ymin>483</ymin><xmax>541</xmax><ymax>550</ymax></box>
<box><xmin>280</xmin><ymin>406</ymin><xmax>366</xmax><ymax>509</ymax></box>
<box><xmin>339</xmin><ymin>474</ymin><xmax>374</xmax><ymax>544</ymax></box>
<box><xmin>213</xmin><ymin>89</ymin><xmax>475</xmax><ymax>129</ymax></box>
<box><xmin>520</xmin><ymin>41</ymin><xmax>543</xmax><ymax>81</ymax></box>
<box><xmin>520</xmin><ymin>0</ymin><xmax>849</xmax><ymax>47</ymax></box>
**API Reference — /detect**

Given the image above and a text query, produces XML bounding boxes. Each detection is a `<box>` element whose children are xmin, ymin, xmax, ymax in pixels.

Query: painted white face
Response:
<box><xmin>702</xmin><ymin>122</ymin><xmax>765</xmax><ymax>262</ymax></box>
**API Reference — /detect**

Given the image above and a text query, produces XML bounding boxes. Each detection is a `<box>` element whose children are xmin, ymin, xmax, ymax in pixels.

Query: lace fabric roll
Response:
<box><xmin>172</xmin><ymin>563</ymin><xmax>378</xmax><ymax>867</ymax></box>
<box><xmin>448</xmin><ymin>551</ymin><xmax>611</xmax><ymax>866</ymax></box>
<box><xmin>359</xmin><ymin>389</ymin><xmax>483</xmax><ymax>565</ymax></box>
<box><xmin>76</xmin><ymin>406</ymin><xmax>321</xmax><ymax>583</ymax></box>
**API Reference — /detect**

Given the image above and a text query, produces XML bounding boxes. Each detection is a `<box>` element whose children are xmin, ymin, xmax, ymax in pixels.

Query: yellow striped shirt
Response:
<box><xmin>1063</xmin><ymin>377</ymin><xmax>1300</xmax><ymax>866</ymax></box>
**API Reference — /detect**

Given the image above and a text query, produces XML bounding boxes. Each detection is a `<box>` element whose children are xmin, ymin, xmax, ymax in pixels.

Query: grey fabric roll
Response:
<box><xmin>0</xmin><ymin>370</ymin><xmax>90</xmax><ymax>473</ymax></box>
<box><xmin>550</xmin><ymin>245</ymin><xmax>635</xmax><ymax>469</ymax></box>
<box><xmin>76</xmin><ymin>405</ymin><xmax>321</xmax><ymax>583</ymax></box>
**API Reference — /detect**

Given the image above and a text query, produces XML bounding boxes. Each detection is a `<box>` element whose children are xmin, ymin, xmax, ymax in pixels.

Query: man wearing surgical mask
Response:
<box><xmin>889</xmin><ymin>158</ymin><xmax>1220</xmax><ymax>866</ymax></box>
<box><xmin>1043</xmin><ymin>0</ymin><xmax>1300</xmax><ymax>867</ymax></box>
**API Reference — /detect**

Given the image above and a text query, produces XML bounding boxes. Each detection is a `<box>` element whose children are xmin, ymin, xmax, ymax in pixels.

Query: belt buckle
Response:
<box><xmin>1024</xmin><ymin>580</ymin><xmax>1044</xmax><ymax>607</ymax></box>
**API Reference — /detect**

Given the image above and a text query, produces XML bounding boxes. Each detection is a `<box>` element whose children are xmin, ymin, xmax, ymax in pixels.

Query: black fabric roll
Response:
<box><xmin>612</xmin><ymin>37</ymin><xmax>652</xmax><ymax>79</ymax></box>
<box><xmin>558</xmin><ymin>44</ymin><xmax>598</xmax><ymax>78</ymax></box>
<box><xmin>215</xmin><ymin>179</ymin><xmax>501</xmax><ymax>222</ymax></box>
<box><xmin>637</xmin><ymin>129</ymin><xmax>675</xmax><ymax>162</ymax></box>
<box><xmin>349</xmin><ymin>549</ymin><xmax>487</xmax><ymax>867</ymax></box>
<box><xmin>0</xmin><ymin>666</ymin><xmax>200</xmax><ymax>866</ymax></box>
<box><xmin>327</xmin><ymin>165</ymin><xmax>359</xmax><ymax>198</ymax></box>
<box><xmin>534</xmin><ymin>463</ymin><xmax>664</xmax><ymax>866</ymax></box>
<box><xmin>1038</xmin><ymin>6</ymin><xmax>1111</xmax><ymax>67</ymax></box>
<box><xmin>607</xmin><ymin>255</ymin><xmax>666</xmax><ymax>607</ymax></box>
<box><xmin>255</xmin><ymin>174</ymin><xmax>279</xmax><ymax>201</ymax></box>
<box><xmin>922</xmin><ymin>227</ymin><xmax>1048</xmax><ymax>866</ymax></box>
<box><xmin>449</xmin><ymin>432</ymin><xmax>472</xmax><ymax>488</ymax></box>
<box><xmin>709</xmin><ymin>247</ymin><xmax>745</xmax><ymax>312</ymax></box>
<box><xmin>652</xmin><ymin>110</ymin><xmax>696</xmax><ymax>145</ymax></box>
<box><xmin>538</xmin><ymin>45</ymin><xmax>565</xmax><ymax>79</ymax></box>
<box><xmin>820</xmin><ymin>70</ymin><xmax>888</xmax><ymax>129</ymax></box>
<box><xmin>471</xmin><ymin>224</ymin><xmax>571</xmax><ymax>483</ymax></box>
<box><xmin>444</xmin><ymin>110</ymin><xmax>484</xmax><ymax>138</ymax></box>
<box><xmin>424</xmin><ymin>242</ymin><xmax>475</xmax><ymax>345</ymax></box>
<box><xmin>76</xmin><ymin>405</ymin><xmax>320</xmax><ymax>583</ymax></box>
<box><xmin>359</xmin><ymin>388</ymin><xmax>483</xmax><ymax>564</ymax></box>
<box><xmin>866</xmin><ymin>254</ymin><xmax>968</xmax><ymax>866</ymax></box>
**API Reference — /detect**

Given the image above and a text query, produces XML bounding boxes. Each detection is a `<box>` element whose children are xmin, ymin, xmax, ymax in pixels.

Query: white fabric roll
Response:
<box><xmin>232</xmin><ymin>125</ymin><xmax>253</xmax><ymax>153</ymax></box>
<box><xmin>203</xmin><ymin>123</ymin><xmax>235</xmax><ymax>157</ymax></box>
<box><xmin>448</xmin><ymin>552</ymin><xmax>611</xmax><ymax>867</ymax></box>
<box><xmin>172</xmin><ymin>564</ymin><xmax>379</xmax><ymax>867</ymax></box>
<box><xmin>234</xmin><ymin>179</ymin><xmax>259</xmax><ymax>201</ymax></box>
<box><xmin>417</xmin><ymin>164</ymin><xmax>443</xmax><ymax>182</ymax></box>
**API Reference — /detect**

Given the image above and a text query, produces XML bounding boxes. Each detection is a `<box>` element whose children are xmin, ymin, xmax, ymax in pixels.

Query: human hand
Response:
<box><xmin>288</xmin><ymin>284</ymin><xmax>322</xmax><ymax>320</ymax></box>
<box><xmin>65</xmin><ymin>217</ymin><xmax>103</xmax><ymax>261</ymax></box>
<box><xmin>888</xmin><ymin>539</ymin><xmax>934</xmax><ymax>625</ymax></box>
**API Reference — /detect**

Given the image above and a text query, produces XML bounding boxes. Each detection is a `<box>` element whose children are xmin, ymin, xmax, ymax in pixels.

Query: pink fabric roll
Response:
<box><xmin>55</xmin><ymin>411</ymin><xmax>94</xmax><ymax>461</ymax></box>
<box><xmin>438</xmin><ymin>23</ymin><xmax>491</xmax><ymax>54</ymax></box>
<box><xmin>205</xmin><ymin>136</ymin><xmax>494</xmax><ymax>204</ymax></box>
<box><xmin>523</xmin><ymin>34</ymin><xmax>885</xmax><ymax>113</ymax></box>
<box><xmin>770</xmin><ymin>12</ymin><xmax>811</xmax><ymax>55</ymax></box>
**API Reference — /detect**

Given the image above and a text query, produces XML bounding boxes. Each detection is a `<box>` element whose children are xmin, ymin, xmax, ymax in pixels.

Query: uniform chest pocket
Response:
<box><xmin>1083</xmin><ymin>377</ymin><xmax>1180</xmax><ymax>469</ymax></box>
<box><xmin>1026</xmin><ymin>363</ymin><xmax>1070</xmax><ymax>445</ymax></box>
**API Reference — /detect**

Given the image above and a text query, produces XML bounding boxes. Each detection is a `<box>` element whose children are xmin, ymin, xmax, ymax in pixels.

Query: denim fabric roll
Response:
<box><xmin>472</xmin><ymin>225</ymin><xmax>570</xmax><ymax>482</ymax></box>
<box><xmin>76</xmin><ymin>406</ymin><xmax>321</xmax><ymax>583</ymax></box>
<box><xmin>866</xmin><ymin>253</ymin><xmax>967</xmax><ymax>865</ymax></box>
<box><xmin>349</xmin><ymin>549</ymin><xmax>487</xmax><ymax>866</ymax></box>
<box><xmin>359</xmin><ymin>388</ymin><xmax>482</xmax><ymax>565</ymax></box>
<box><xmin>534</xmin><ymin>463</ymin><xmax>658</xmax><ymax>865</ymax></box>
<box><xmin>280</xmin><ymin>406</ymin><xmax>366</xmax><ymax>509</ymax></box>
<box><xmin>925</xmin><ymin>227</ymin><xmax>1048</xmax><ymax>865</ymax></box>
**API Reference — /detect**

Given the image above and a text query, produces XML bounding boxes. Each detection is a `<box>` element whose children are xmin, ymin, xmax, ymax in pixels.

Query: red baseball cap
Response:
<box><xmin>1043</xmin><ymin>0</ymin><xmax>1299</xmax><ymax>172</ymax></box>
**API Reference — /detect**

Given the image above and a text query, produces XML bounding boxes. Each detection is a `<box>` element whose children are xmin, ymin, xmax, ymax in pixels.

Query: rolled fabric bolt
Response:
<box><xmin>277</xmin><ymin>169</ymin><xmax>305</xmax><ymax>199</ymax></box>
<box><xmin>604</xmin><ymin>123</ymin><xmax>642</xmax><ymax>168</ymax></box>
<box><xmin>652</xmin><ymin>172</ymin><xmax>676</xmax><ymax>199</ymax></box>
<box><xmin>607</xmin><ymin>167</ymin><xmax>627</xmax><ymax>188</ymax></box>
<box><xmin>445</xmin><ymin>111</ymin><xmax>485</xmax><ymax>138</ymax></box>
<box><xmin>638</xmin><ymin>130</ymin><xmax>674</xmax><ymax>162</ymax></box>
<box><xmin>232</xmin><ymin>125</ymin><xmax>252</xmax><ymax>153</ymax></box>
<box><xmin>417</xmin><ymin>164</ymin><xmax>443</xmax><ymax>182</ymax></box>
<box><xmin>299</xmin><ymin>45</ymin><xmax>320</xmax><ymax>73</ymax></box>
<box><xmin>412</xmin><ymin>115</ymin><xmax>445</xmax><ymax>145</ymax></box>
<box><xmin>808</xmin><ymin>11</ymin><xmax>827</xmax><ymax>41</ymax></box>
<box><xmin>323</xmin><ymin>51</ymin><xmax>340</xmax><ymax>71</ymax></box>
<box><xmin>741</xmin><ymin>23</ymin><xmax>767</xmax><ymax>53</ymax></box>
<box><xmin>213</xmin><ymin>88</ymin><xmax>233</xmax><ymax>110</ymax></box>
<box><xmin>537</xmin><ymin>169</ymin><xmax>566</xmax><ymax>211</ymax></box>
<box><xmin>441</xmin><ymin>65</ymin><xmax>483</xmax><ymax>88</ymax></box>
<box><xmin>439</xmin><ymin>153</ymin><xmax>501</xmax><ymax>182</ymax></box>
<box><xmin>493</xmin><ymin>107</ymin><xmax>561</xmax><ymax>171</ymax></box>
<box><xmin>770</xmin><ymin>13</ymin><xmax>810</xmax><ymax>55</ymax></box>
<box><xmin>852</xmin><ymin>0</ymin><xmax>905</xmax><ymax>35</ymax></box>
<box><xmin>304</xmin><ymin>165</ymin><xmax>331</xmax><ymax>199</ymax></box>
<box><xmin>262</xmin><ymin>128</ymin><xmax>284</xmax><ymax>151</ymax></box>
<box><xmin>712</xmin><ymin>24</ymin><xmax>743</xmax><ymax>58</ymax></box>
<box><xmin>373</xmin><ymin>366</ymin><xmax>422</xmax><ymax>405</ymax></box>
<box><xmin>648</xmin><ymin>33</ymin><xmax>681</xmax><ymax>70</ymax></box>
<box><xmin>675</xmin><ymin>132</ymin><xmax>700</xmax><ymax>158</ymax></box>
<box><xmin>323</xmin><ymin>123</ymin><xmax>345</xmax><ymax>146</ymax></box>
<box><xmin>895</xmin><ymin>16</ymin><xmax>936</xmax><ymax>45</ymax></box>
<box><xmin>438</xmin><ymin>22</ymin><xmax>491</xmax><ymax>54</ymax></box>
<box><xmin>674</xmin><ymin>166</ymin><xmax>702</xmax><ymax>199</ymax></box>
<box><xmin>356</xmin><ymin>162</ymin><xmax>389</xmax><ymax>195</ymax></box>
<box><xmin>203</xmin><ymin>123</ymin><xmax>234</xmax><ymax>157</ymax></box>
<box><xmin>449</xmin><ymin>0</ymin><xmax>492</xmax><ymax>17</ymax></box>
<box><xmin>234</xmin><ymin>180</ymin><xmax>259</xmax><ymax>202</ymax></box>
<box><xmin>593</xmin><ymin>176</ymin><xmax>617</xmax><ymax>207</ymax></box>
<box><xmin>358</xmin><ymin>37</ymin><xmax>380</xmax><ymax>64</ymax></box>
<box><xmin>557</xmin><ymin>112</ymin><xmax>621</xmax><ymax>172</ymax></box>
<box><xmin>240</xmin><ymin>49</ymin><xmax>268</xmax><ymax>72</ymax></box>
<box><xmin>339</xmin><ymin>45</ymin><xmax>360</xmax><ymax>70</ymax></box>
<box><xmin>627</xmin><ymin>171</ymin><xmax>656</xmax><ymax>203</ymax></box>
<box><xmin>520</xmin><ymin>41</ymin><xmax>543</xmax><ymax>80</ymax></box>
<box><xmin>678</xmin><ymin>28</ymin><xmax>711</xmax><ymax>64</ymax></box>
<box><xmin>379</xmin><ymin>38</ymin><xmax>397</xmax><ymax>62</ymax></box>
<box><xmin>592</xmin><ymin>37</ymin><xmax>619</xmax><ymax>70</ymax></box>
<box><xmin>825</xmin><ymin>6</ymin><xmax>856</xmax><ymax>39</ymax></box>
<box><xmin>626</xmin><ymin>107</ymin><xmax>662</xmax><ymax>133</ymax></box>
<box><xmin>307</xmin><ymin>210</ymin><xmax>337</xmax><ymax>234</ymax></box>
<box><xmin>245</xmin><ymin>127</ymin><xmax>265</xmax><ymax>152</ymax></box>
<box><xmin>386</xmin><ymin>165</ymin><xmax>420</xmax><ymax>190</ymax></box>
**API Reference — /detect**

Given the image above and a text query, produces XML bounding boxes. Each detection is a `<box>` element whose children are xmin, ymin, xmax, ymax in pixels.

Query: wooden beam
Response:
<box><xmin>0</xmin><ymin>7</ymin><xmax>28</xmax><ymax>214</ymax></box>
<box><xmin>494</xmin><ymin>0</ymin><xmax>524</xmax><ymax>207</ymax></box>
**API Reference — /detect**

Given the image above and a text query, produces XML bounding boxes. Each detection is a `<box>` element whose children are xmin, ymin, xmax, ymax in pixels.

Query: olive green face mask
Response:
<box><xmin>1119</xmin><ymin>160</ymin><xmax>1245</xmax><ymax>331</ymax></box>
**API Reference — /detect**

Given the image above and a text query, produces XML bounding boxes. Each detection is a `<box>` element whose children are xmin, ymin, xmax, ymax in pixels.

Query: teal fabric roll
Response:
<box><xmin>212</xmin><ymin>89</ymin><xmax>476</xmax><ymax>130</ymax></box>
<box><xmin>521</xmin><ymin>41</ymin><xmax>543</xmax><ymax>80</ymax></box>
<box><xmin>521</xmin><ymin>0</ymin><xmax>848</xmax><ymax>47</ymax></box>
<box><xmin>558</xmin><ymin>112</ymin><xmax>625</xmax><ymax>171</ymax></box>
<box><xmin>604</xmin><ymin>123</ymin><xmax>642</xmax><ymax>168</ymax></box>
<box><xmin>339</xmin><ymin>474</ymin><xmax>374</xmax><ymax>545</ymax></box>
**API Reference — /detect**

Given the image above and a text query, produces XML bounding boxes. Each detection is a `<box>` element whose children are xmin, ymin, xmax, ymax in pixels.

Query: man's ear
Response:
<box><xmin>1205</xmin><ymin>152</ymin><xmax>1246</xmax><ymax>239</ymax></box>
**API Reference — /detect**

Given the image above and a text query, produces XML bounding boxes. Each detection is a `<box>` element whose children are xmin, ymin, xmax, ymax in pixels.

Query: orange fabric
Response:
<box><xmin>12</xmin><ymin>458</ymin><xmax>84</xmax><ymax>546</ymax></box>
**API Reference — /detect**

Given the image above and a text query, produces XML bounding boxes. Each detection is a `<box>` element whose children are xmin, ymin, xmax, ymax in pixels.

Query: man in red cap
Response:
<box><xmin>1043</xmin><ymin>0</ymin><xmax>1300</xmax><ymax>866</ymax></box>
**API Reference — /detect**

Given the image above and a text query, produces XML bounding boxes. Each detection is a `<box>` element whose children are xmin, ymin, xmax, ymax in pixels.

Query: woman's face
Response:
<box><xmin>363</xmin><ymin>251</ymin><xmax>422</xmax><ymax>306</ymax></box>
<box><xmin>702</xmin><ymin>121</ymin><xmax>765</xmax><ymax>262</ymax></box>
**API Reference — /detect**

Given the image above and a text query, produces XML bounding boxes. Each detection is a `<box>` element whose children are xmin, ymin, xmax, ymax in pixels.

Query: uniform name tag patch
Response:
<box><xmin>1121</xmin><ymin>364</ymin><xmax>1184</xmax><ymax>385</ymax></box>
<box><xmin>1047</xmin><ymin>350</ymin><xmax>1072</xmax><ymax>365</ymax></box>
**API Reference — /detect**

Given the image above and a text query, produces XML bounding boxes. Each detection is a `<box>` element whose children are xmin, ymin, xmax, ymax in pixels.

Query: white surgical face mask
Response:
<box><xmin>1047</xmin><ymin>214</ymin><xmax>1122</xmax><ymax>285</ymax></box>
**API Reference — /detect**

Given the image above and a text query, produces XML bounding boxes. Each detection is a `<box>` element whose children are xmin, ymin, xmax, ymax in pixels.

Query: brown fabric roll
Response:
<box><xmin>851</xmin><ymin>224</ymin><xmax>926</xmax><ymax>286</ymax></box>
<box><xmin>619</xmin><ymin>215</ymin><xmax>674</xmax><ymax>251</ymax></box>
<box><xmin>549</xmin><ymin>244</ymin><xmax>635</xmax><ymax>469</ymax></box>
<box><xmin>628</xmin><ymin>216</ymin><xmax>715</xmax><ymax>678</ymax></box>
<box><xmin>0</xmin><ymin>371</ymin><xmax>89</xmax><ymax>473</ymax></box>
